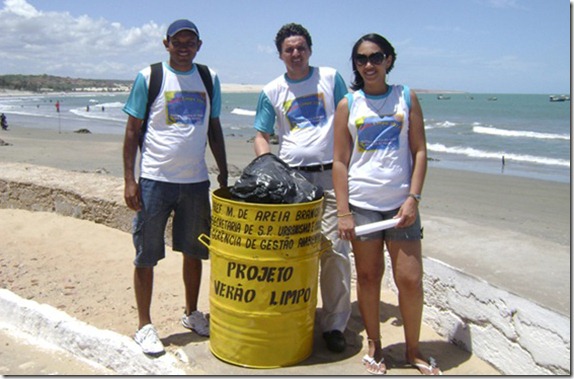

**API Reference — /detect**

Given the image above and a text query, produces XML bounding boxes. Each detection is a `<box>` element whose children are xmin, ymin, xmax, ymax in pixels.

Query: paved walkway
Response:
<box><xmin>0</xmin><ymin>327</ymin><xmax>112</xmax><ymax>375</ymax></box>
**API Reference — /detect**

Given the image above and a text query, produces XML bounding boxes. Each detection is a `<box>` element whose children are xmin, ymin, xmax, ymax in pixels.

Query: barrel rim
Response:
<box><xmin>213</xmin><ymin>187</ymin><xmax>324</xmax><ymax>208</ymax></box>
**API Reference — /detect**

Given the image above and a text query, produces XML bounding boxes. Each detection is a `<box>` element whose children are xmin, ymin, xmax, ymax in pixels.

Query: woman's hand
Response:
<box><xmin>338</xmin><ymin>214</ymin><xmax>356</xmax><ymax>241</ymax></box>
<box><xmin>395</xmin><ymin>197</ymin><xmax>418</xmax><ymax>228</ymax></box>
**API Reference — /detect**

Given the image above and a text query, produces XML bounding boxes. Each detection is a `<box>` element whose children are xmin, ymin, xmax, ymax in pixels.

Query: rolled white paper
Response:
<box><xmin>354</xmin><ymin>218</ymin><xmax>400</xmax><ymax>236</ymax></box>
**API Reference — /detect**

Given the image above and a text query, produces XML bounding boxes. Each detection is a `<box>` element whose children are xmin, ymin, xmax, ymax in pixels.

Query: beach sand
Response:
<box><xmin>0</xmin><ymin>124</ymin><xmax>569</xmax><ymax>374</ymax></box>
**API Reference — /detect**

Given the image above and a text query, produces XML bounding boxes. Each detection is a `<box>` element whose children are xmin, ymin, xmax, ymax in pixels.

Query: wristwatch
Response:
<box><xmin>408</xmin><ymin>193</ymin><xmax>421</xmax><ymax>202</ymax></box>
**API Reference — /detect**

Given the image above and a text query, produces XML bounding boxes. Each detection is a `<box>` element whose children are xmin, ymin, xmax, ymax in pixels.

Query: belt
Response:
<box><xmin>293</xmin><ymin>163</ymin><xmax>333</xmax><ymax>172</ymax></box>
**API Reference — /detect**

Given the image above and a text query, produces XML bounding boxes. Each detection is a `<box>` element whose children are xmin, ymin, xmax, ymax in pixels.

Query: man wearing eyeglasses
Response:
<box><xmin>123</xmin><ymin>19</ymin><xmax>228</xmax><ymax>356</ymax></box>
<box><xmin>253</xmin><ymin>23</ymin><xmax>351</xmax><ymax>354</ymax></box>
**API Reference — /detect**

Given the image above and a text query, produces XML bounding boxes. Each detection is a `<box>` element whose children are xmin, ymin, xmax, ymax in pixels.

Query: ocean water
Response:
<box><xmin>419</xmin><ymin>93</ymin><xmax>570</xmax><ymax>183</ymax></box>
<box><xmin>0</xmin><ymin>91</ymin><xmax>570</xmax><ymax>183</ymax></box>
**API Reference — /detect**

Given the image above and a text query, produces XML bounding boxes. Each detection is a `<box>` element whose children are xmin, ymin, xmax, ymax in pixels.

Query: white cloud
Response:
<box><xmin>0</xmin><ymin>0</ymin><xmax>165</xmax><ymax>79</ymax></box>
<box><xmin>4</xmin><ymin>0</ymin><xmax>39</xmax><ymax>18</ymax></box>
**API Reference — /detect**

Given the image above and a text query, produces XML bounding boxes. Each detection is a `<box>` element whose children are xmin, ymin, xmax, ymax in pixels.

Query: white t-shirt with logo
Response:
<box><xmin>254</xmin><ymin>66</ymin><xmax>347</xmax><ymax>167</ymax></box>
<box><xmin>123</xmin><ymin>62</ymin><xmax>221</xmax><ymax>183</ymax></box>
<box><xmin>345</xmin><ymin>85</ymin><xmax>413</xmax><ymax>211</ymax></box>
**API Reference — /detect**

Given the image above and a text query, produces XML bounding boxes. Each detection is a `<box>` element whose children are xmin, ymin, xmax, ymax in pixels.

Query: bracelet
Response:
<box><xmin>337</xmin><ymin>212</ymin><xmax>353</xmax><ymax>218</ymax></box>
<box><xmin>408</xmin><ymin>193</ymin><xmax>421</xmax><ymax>202</ymax></box>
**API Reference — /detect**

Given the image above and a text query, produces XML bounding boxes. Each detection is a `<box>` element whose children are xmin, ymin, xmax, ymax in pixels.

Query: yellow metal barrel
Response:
<box><xmin>200</xmin><ymin>188</ymin><xmax>326</xmax><ymax>368</ymax></box>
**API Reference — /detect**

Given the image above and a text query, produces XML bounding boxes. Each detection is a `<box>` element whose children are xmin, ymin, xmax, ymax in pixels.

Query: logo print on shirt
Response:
<box><xmin>356</xmin><ymin>113</ymin><xmax>404</xmax><ymax>152</ymax></box>
<box><xmin>284</xmin><ymin>93</ymin><xmax>327</xmax><ymax>131</ymax></box>
<box><xmin>165</xmin><ymin>91</ymin><xmax>207</xmax><ymax>125</ymax></box>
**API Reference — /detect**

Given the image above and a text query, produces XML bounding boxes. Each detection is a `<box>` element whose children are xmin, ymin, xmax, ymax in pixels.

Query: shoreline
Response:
<box><xmin>0</xmin><ymin>122</ymin><xmax>568</xmax><ymax>185</ymax></box>
<box><xmin>1</xmin><ymin>89</ymin><xmax>569</xmax><ymax>186</ymax></box>
<box><xmin>0</xmin><ymin>111</ymin><xmax>569</xmax><ymax>184</ymax></box>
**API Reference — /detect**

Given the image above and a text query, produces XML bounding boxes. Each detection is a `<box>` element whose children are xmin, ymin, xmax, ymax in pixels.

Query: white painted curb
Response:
<box><xmin>0</xmin><ymin>289</ymin><xmax>186</xmax><ymax>375</ymax></box>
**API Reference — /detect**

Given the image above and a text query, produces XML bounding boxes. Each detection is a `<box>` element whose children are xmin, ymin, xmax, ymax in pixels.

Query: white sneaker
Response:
<box><xmin>181</xmin><ymin>310</ymin><xmax>210</xmax><ymax>336</ymax></box>
<box><xmin>134</xmin><ymin>324</ymin><xmax>164</xmax><ymax>355</ymax></box>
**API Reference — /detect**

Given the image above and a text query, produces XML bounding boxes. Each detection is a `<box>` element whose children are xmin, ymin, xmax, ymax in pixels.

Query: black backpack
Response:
<box><xmin>139</xmin><ymin>62</ymin><xmax>214</xmax><ymax>148</ymax></box>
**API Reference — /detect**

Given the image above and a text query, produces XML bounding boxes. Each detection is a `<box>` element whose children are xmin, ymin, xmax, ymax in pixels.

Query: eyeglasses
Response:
<box><xmin>354</xmin><ymin>52</ymin><xmax>386</xmax><ymax>66</ymax></box>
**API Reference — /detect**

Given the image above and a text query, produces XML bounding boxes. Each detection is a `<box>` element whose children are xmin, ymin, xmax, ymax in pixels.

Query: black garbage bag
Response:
<box><xmin>230</xmin><ymin>153</ymin><xmax>324</xmax><ymax>204</ymax></box>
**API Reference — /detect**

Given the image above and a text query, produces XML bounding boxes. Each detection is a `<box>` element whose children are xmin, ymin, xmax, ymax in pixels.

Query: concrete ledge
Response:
<box><xmin>416</xmin><ymin>258</ymin><xmax>569</xmax><ymax>375</ymax></box>
<box><xmin>0</xmin><ymin>289</ymin><xmax>186</xmax><ymax>375</ymax></box>
<box><xmin>0</xmin><ymin>162</ymin><xmax>570</xmax><ymax>375</ymax></box>
<box><xmin>0</xmin><ymin>163</ymin><xmax>131</xmax><ymax>233</ymax></box>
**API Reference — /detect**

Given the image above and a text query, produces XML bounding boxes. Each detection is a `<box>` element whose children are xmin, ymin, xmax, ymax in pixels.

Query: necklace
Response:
<box><xmin>367</xmin><ymin>89</ymin><xmax>391</xmax><ymax>117</ymax></box>
<box><xmin>363</xmin><ymin>83</ymin><xmax>391</xmax><ymax>116</ymax></box>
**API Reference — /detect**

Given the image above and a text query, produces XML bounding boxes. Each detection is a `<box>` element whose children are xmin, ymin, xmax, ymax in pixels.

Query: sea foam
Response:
<box><xmin>473</xmin><ymin>126</ymin><xmax>570</xmax><ymax>141</ymax></box>
<box><xmin>427</xmin><ymin>143</ymin><xmax>570</xmax><ymax>167</ymax></box>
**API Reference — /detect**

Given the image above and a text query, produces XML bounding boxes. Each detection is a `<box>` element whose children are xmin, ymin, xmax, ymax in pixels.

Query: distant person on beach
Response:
<box><xmin>122</xmin><ymin>18</ymin><xmax>228</xmax><ymax>356</ymax></box>
<box><xmin>55</xmin><ymin>101</ymin><xmax>60</xmax><ymax>113</ymax></box>
<box><xmin>1</xmin><ymin>113</ymin><xmax>7</xmax><ymax>130</ymax></box>
<box><xmin>253</xmin><ymin>23</ymin><xmax>352</xmax><ymax>354</ymax></box>
<box><xmin>332</xmin><ymin>33</ymin><xmax>440</xmax><ymax>375</ymax></box>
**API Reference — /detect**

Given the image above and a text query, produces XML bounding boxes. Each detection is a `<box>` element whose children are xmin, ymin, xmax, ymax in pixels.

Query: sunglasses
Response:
<box><xmin>354</xmin><ymin>52</ymin><xmax>386</xmax><ymax>66</ymax></box>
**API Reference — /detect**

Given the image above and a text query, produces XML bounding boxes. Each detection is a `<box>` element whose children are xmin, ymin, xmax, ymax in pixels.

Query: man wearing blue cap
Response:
<box><xmin>123</xmin><ymin>19</ymin><xmax>228</xmax><ymax>355</ymax></box>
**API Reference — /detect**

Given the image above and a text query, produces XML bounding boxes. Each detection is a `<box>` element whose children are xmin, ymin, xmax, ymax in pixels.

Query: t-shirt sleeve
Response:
<box><xmin>333</xmin><ymin>72</ymin><xmax>348</xmax><ymax>106</ymax></box>
<box><xmin>122</xmin><ymin>73</ymin><xmax>148</xmax><ymax>120</ymax></box>
<box><xmin>253</xmin><ymin>91</ymin><xmax>276</xmax><ymax>134</ymax></box>
<box><xmin>344</xmin><ymin>93</ymin><xmax>354</xmax><ymax>111</ymax></box>
<box><xmin>402</xmin><ymin>85</ymin><xmax>411</xmax><ymax>109</ymax></box>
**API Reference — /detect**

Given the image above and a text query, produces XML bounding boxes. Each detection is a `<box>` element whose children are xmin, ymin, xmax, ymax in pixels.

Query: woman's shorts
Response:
<box><xmin>132</xmin><ymin>178</ymin><xmax>210</xmax><ymax>267</ymax></box>
<box><xmin>350</xmin><ymin>204</ymin><xmax>422</xmax><ymax>241</ymax></box>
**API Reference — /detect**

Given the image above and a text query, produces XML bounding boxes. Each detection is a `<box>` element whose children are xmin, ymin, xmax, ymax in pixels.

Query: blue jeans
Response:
<box><xmin>133</xmin><ymin>178</ymin><xmax>210</xmax><ymax>267</ymax></box>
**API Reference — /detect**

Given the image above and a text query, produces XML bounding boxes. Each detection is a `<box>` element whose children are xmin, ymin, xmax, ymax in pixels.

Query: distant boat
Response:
<box><xmin>549</xmin><ymin>95</ymin><xmax>570</xmax><ymax>102</ymax></box>
<box><xmin>487</xmin><ymin>97</ymin><xmax>498</xmax><ymax>101</ymax></box>
<box><xmin>436</xmin><ymin>94</ymin><xmax>450</xmax><ymax>100</ymax></box>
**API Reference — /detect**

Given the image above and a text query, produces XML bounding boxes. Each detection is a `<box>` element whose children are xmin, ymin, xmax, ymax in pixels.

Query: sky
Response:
<box><xmin>0</xmin><ymin>0</ymin><xmax>570</xmax><ymax>94</ymax></box>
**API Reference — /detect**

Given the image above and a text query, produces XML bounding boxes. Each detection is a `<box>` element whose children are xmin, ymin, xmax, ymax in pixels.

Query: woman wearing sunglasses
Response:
<box><xmin>333</xmin><ymin>34</ymin><xmax>440</xmax><ymax>375</ymax></box>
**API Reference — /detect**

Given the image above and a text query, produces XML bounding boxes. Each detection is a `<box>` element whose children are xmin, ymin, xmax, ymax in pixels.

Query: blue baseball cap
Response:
<box><xmin>167</xmin><ymin>19</ymin><xmax>199</xmax><ymax>39</ymax></box>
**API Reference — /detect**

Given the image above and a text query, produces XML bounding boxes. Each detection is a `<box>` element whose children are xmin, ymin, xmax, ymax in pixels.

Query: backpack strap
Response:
<box><xmin>196</xmin><ymin>63</ymin><xmax>213</xmax><ymax>103</ymax></box>
<box><xmin>139</xmin><ymin>62</ymin><xmax>163</xmax><ymax>149</ymax></box>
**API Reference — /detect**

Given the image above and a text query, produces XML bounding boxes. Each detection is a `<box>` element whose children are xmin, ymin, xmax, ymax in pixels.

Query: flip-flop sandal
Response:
<box><xmin>362</xmin><ymin>354</ymin><xmax>386</xmax><ymax>375</ymax></box>
<box><xmin>409</xmin><ymin>357</ymin><xmax>442</xmax><ymax>375</ymax></box>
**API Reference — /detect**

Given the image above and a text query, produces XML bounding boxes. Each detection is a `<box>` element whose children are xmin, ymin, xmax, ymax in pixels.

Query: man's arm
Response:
<box><xmin>253</xmin><ymin>90</ymin><xmax>275</xmax><ymax>157</ymax></box>
<box><xmin>208</xmin><ymin>117</ymin><xmax>228</xmax><ymax>188</ymax></box>
<box><xmin>123</xmin><ymin>115</ymin><xmax>143</xmax><ymax>211</ymax></box>
<box><xmin>253</xmin><ymin>131</ymin><xmax>271</xmax><ymax>156</ymax></box>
